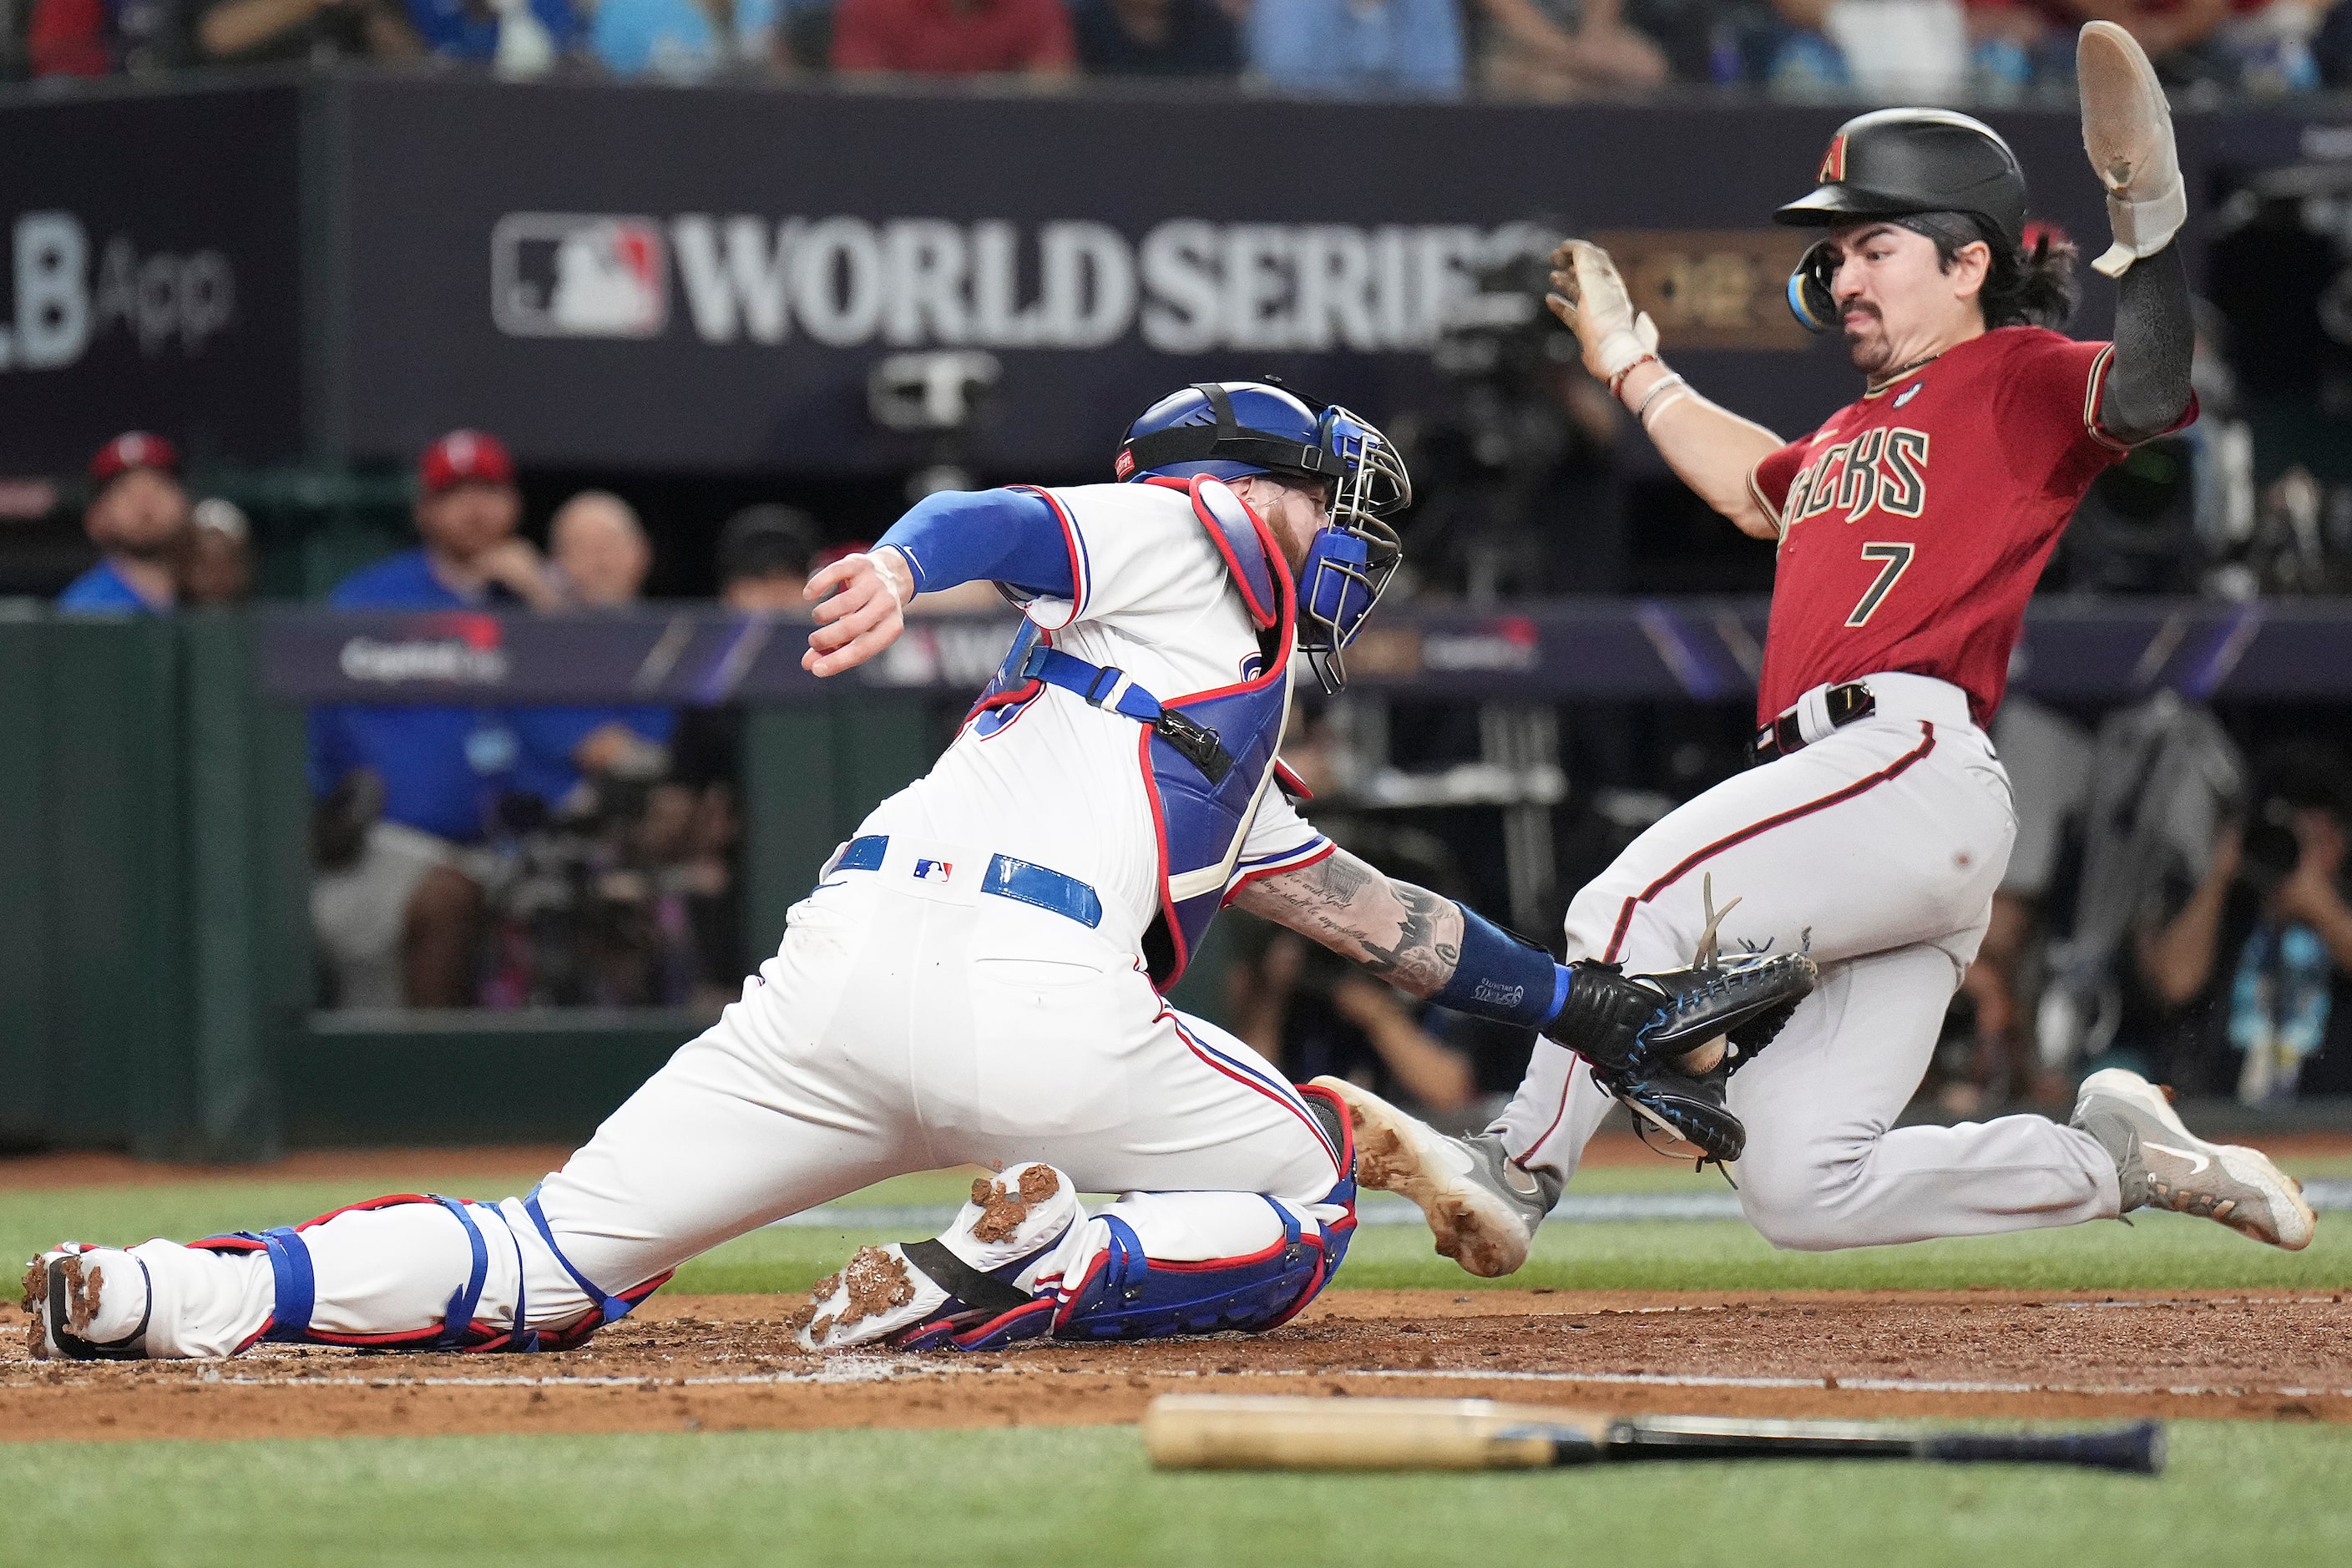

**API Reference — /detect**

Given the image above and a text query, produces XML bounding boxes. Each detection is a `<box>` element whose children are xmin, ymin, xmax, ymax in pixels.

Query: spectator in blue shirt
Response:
<box><xmin>56</xmin><ymin>432</ymin><xmax>190</xmax><ymax>615</ymax></box>
<box><xmin>511</xmin><ymin>489</ymin><xmax>675</xmax><ymax>809</ymax></box>
<box><xmin>1247</xmin><ymin>0</ymin><xmax>1464</xmax><ymax>94</ymax></box>
<box><xmin>591</xmin><ymin>0</ymin><xmax>751</xmax><ymax>77</ymax></box>
<box><xmin>402</xmin><ymin>0</ymin><xmax>579</xmax><ymax>71</ymax></box>
<box><xmin>309</xmin><ymin>429</ymin><xmax>562</xmax><ymax>1009</ymax></box>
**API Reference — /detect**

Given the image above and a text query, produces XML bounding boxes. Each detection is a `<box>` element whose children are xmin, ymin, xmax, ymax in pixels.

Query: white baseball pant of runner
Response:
<box><xmin>1494</xmin><ymin>673</ymin><xmax>2122</xmax><ymax>1249</ymax></box>
<box><xmin>130</xmin><ymin>836</ymin><xmax>1346</xmax><ymax>1355</ymax></box>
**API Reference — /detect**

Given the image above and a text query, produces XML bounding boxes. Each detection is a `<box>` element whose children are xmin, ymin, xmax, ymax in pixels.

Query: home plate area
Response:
<box><xmin>7</xmin><ymin>1287</ymin><xmax>2348</xmax><ymax>1444</ymax></box>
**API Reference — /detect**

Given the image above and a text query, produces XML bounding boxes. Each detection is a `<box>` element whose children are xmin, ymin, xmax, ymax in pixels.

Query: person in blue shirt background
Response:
<box><xmin>402</xmin><ymin>0</ymin><xmax>579</xmax><ymax>71</ymax></box>
<box><xmin>55</xmin><ymin>432</ymin><xmax>190</xmax><ymax>615</ymax></box>
<box><xmin>310</xmin><ymin>428</ymin><xmax>566</xmax><ymax>1009</ymax></box>
<box><xmin>1246</xmin><ymin>0</ymin><xmax>1464</xmax><ymax>96</ymax></box>
<box><xmin>510</xmin><ymin>490</ymin><xmax>677</xmax><ymax>809</ymax></box>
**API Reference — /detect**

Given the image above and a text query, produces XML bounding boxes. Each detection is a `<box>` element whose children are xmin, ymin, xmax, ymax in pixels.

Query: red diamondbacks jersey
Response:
<box><xmin>1747</xmin><ymin>326</ymin><xmax>2167</xmax><ymax>728</ymax></box>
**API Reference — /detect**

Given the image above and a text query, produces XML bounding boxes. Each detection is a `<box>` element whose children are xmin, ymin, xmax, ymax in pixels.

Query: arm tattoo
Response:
<box><xmin>1233</xmin><ymin>849</ymin><xmax>1464</xmax><ymax>998</ymax></box>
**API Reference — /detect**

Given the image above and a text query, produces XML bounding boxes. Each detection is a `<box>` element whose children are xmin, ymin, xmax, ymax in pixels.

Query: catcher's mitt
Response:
<box><xmin>1545</xmin><ymin>948</ymin><xmax>1817</xmax><ymax>1166</ymax></box>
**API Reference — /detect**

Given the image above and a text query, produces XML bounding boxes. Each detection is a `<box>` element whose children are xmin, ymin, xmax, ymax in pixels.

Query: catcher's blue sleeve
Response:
<box><xmin>875</xmin><ymin>488</ymin><xmax>1075</xmax><ymax>599</ymax></box>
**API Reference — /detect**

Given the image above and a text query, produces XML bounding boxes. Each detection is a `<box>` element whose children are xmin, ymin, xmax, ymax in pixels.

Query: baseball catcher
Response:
<box><xmin>25</xmin><ymin>382</ymin><xmax>1808</xmax><ymax>1361</ymax></box>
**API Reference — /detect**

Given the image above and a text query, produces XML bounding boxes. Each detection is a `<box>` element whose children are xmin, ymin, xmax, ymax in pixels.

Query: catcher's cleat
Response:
<box><xmin>1312</xmin><ymin>1077</ymin><xmax>1560</xmax><ymax>1278</ymax></box>
<box><xmin>2071</xmin><ymin>1069</ymin><xmax>2315</xmax><ymax>1250</ymax></box>
<box><xmin>1545</xmin><ymin>948</ymin><xmax>1818</xmax><ymax>1166</ymax></box>
<box><xmin>22</xmin><ymin>1244</ymin><xmax>154</xmax><ymax>1362</ymax></box>
<box><xmin>798</xmin><ymin>1163</ymin><xmax>1077</xmax><ymax>1353</ymax></box>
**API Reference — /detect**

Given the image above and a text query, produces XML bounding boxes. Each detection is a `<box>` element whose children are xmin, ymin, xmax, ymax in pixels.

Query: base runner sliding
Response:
<box><xmin>1329</xmin><ymin>25</ymin><xmax>2317</xmax><ymax>1273</ymax></box>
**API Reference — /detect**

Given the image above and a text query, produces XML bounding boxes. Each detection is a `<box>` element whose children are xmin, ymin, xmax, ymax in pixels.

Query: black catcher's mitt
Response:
<box><xmin>1543</xmin><ymin>948</ymin><xmax>1817</xmax><ymax>1165</ymax></box>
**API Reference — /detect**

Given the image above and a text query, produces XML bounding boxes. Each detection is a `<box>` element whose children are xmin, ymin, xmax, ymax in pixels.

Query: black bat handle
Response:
<box><xmin>1918</xmin><ymin>1423</ymin><xmax>2165</xmax><ymax>1474</ymax></box>
<box><xmin>1582</xmin><ymin>1419</ymin><xmax>2165</xmax><ymax>1474</ymax></box>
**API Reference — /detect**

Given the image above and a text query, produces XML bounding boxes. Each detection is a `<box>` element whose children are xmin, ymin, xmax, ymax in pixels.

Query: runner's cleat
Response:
<box><xmin>2071</xmin><ymin>1069</ymin><xmax>2316</xmax><ymax>1250</ymax></box>
<box><xmin>1312</xmin><ymin>1077</ymin><xmax>1559</xmax><ymax>1278</ymax></box>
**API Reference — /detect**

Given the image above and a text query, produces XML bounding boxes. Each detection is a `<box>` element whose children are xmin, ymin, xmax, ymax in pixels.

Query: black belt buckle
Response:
<box><xmin>1751</xmin><ymin>681</ymin><xmax>1874</xmax><ymax>764</ymax></box>
<box><xmin>1825</xmin><ymin>681</ymin><xmax>1876</xmax><ymax>727</ymax></box>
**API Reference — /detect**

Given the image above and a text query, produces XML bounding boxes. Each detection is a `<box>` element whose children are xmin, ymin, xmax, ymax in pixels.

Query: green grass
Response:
<box><xmin>6</xmin><ymin>1156</ymin><xmax>2348</xmax><ymax>1298</ymax></box>
<box><xmin>2</xmin><ymin>1423</ymin><xmax>2346</xmax><ymax>1568</ymax></box>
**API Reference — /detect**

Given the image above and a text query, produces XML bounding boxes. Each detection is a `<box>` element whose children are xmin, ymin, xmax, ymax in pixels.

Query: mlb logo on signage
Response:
<box><xmin>491</xmin><ymin>214</ymin><xmax>667</xmax><ymax>339</ymax></box>
<box><xmin>913</xmin><ymin>858</ymin><xmax>954</xmax><ymax>883</ymax></box>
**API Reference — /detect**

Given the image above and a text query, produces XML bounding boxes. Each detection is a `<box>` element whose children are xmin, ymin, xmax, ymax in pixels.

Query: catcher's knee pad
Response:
<box><xmin>193</xmin><ymin>1187</ymin><xmax>665</xmax><ymax>1354</ymax></box>
<box><xmin>1048</xmin><ymin>1085</ymin><xmax>1356</xmax><ymax>1345</ymax></box>
<box><xmin>1050</xmin><ymin>1196</ymin><xmax>1343</xmax><ymax>1342</ymax></box>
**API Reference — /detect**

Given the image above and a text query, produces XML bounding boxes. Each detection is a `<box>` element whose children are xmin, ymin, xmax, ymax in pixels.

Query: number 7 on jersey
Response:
<box><xmin>1845</xmin><ymin>542</ymin><xmax>1915</xmax><ymax>628</ymax></box>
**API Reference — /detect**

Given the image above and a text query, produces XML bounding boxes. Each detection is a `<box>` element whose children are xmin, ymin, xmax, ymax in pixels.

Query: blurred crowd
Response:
<box><xmin>6</xmin><ymin>0</ymin><xmax>2352</xmax><ymax>99</ymax></box>
<box><xmin>1950</xmin><ymin>695</ymin><xmax>2352</xmax><ymax>1113</ymax></box>
<box><xmin>54</xmin><ymin>423</ymin><xmax>946</xmax><ymax>1017</ymax></box>
<box><xmin>41</xmin><ymin>191</ymin><xmax>2352</xmax><ymax>1107</ymax></box>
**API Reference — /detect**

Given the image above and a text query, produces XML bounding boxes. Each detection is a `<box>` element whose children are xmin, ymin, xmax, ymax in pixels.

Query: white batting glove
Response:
<box><xmin>1546</xmin><ymin>240</ymin><xmax>1660</xmax><ymax>389</ymax></box>
<box><xmin>2079</xmin><ymin>21</ymin><xmax>2186</xmax><ymax>279</ymax></box>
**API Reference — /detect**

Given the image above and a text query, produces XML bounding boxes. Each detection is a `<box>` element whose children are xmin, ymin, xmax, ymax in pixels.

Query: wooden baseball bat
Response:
<box><xmin>1143</xmin><ymin>1395</ymin><xmax>2164</xmax><ymax>1475</ymax></box>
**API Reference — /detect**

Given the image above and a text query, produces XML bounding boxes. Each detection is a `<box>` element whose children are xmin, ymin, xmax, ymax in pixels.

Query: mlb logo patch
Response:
<box><xmin>913</xmin><ymin>858</ymin><xmax>955</xmax><ymax>883</ymax></box>
<box><xmin>1894</xmin><ymin>382</ymin><xmax>1923</xmax><ymax>407</ymax></box>
<box><xmin>491</xmin><ymin>214</ymin><xmax>669</xmax><ymax>339</ymax></box>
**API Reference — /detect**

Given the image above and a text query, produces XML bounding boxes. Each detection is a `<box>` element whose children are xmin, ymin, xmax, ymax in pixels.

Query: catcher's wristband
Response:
<box><xmin>1432</xmin><ymin>904</ymin><xmax>1571</xmax><ymax>1030</ymax></box>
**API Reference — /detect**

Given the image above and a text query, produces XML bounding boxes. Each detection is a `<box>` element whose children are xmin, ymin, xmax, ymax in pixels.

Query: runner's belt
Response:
<box><xmin>832</xmin><ymin>833</ymin><xmax>1103</xmax><ymax>928</ymax></box>
<box><xmin>1750</xmin><ymin>681</ymin><xmax>1878</xmax><ymax>763</ymax></box>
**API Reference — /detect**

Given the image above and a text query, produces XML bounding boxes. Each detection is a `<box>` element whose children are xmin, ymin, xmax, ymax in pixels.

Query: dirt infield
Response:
<box><xmin>8</xmin><ymin>1287</ymin><xmax>2347</xmax><ymax>1444</ymax></box>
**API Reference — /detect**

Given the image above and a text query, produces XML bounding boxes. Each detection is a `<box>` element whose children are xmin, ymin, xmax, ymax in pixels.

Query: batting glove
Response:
<box><xmin>2079</xmin><ymin>22</ymin><xmax>2185</xmax><ymax>279</ymax></box>
<box><xmin>1547</xmin><ymin>240</ymin><xmax>1660</xmax><ymax>387</ymax></box>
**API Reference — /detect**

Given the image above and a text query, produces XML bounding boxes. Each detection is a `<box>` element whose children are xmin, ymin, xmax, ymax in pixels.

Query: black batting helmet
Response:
<box><xmin>1775</xmin><ymin>108</ymin><xmax>2029</xmax><ymax>251</ymax></box>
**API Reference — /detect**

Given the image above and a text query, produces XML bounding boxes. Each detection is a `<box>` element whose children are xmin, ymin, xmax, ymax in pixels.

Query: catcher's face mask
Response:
<box><xmin>1297</xmin><ymin>403</ymin><xmax>1409</xmax><ymax>694</ymax></box>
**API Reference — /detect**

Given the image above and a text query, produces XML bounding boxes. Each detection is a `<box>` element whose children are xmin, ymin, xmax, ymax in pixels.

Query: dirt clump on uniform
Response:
<box><xmin>58</xmin><ymin>1257</ymin><xmax>100</xmax><ymax>1335</ymax></box>
<box><xmin>969</xmin><ymin>1177</ymin><xmax>1033</xmax><ymax>1243</ymax></box>
<box><xmin>837</xmin><ymin>1247</ymin><xmax>918</xmax><ymax>1328</ymax></box>
<box><xmin>1343</xmin><ymin>1108</ymin><xmax>1409</xmax><ymax>1190</ymax></box>
<box><xmin>18</xmin><ymin>1260</ymin><xmax>44</xmax><ymax>1360</ymax></box>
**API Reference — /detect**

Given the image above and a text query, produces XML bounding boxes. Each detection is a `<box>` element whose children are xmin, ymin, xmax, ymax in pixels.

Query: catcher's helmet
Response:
<box><xmin>1777</xmin><ymin>109</ymin><xmax>2030</xmax><ymax>332</ymax></box>
<box><xmin>1116</xmin><ymin>381</ymin><xmax>1412</xmax><ymax>691</ymax></box>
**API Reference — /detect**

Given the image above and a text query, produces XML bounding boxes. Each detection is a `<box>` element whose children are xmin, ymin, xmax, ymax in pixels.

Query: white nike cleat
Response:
<box><xmin>2071</xmin><ymin>1069</ymin><xmax>2316</xmax><ymax>1251</ymax></box>
<box><xmin>1311</xmin><ymin>1076</ymin><xmax>1559</xmax><ymax>1278</ymax></box>
<box><xmin>798</xmin><ymin>1163</ymin><xmax>1078</xmax><ymax>1353</ymax></box>
<box><xmin>21</xmin><ymin>1244</ymin><xmax>154</xmax><ymax>1361</ymax></box>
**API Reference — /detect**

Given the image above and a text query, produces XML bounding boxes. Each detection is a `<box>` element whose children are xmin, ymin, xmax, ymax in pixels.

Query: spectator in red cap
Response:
<box><xmin>58</xmin><ymin>432</ymin><xmax>191</xmax><ymax>615</ymax></box>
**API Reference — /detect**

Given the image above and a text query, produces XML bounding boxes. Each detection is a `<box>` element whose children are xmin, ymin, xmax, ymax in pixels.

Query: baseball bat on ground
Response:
<box><xmin>1143</xmin><ymin>1395</ymin><xmax>2163</xmax><ymax>1474</ymax></box>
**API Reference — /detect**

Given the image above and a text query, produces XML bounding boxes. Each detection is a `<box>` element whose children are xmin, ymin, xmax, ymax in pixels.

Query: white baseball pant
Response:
<box><xmin>128</xmin><ymin>836</ymin><xmax>1346</xmax><ymax>1355</ymax></box>
<box><xmin>1495</xmin><ymin>674</ymin><xmax>2122</xmax><ymax>1249</ymax></box>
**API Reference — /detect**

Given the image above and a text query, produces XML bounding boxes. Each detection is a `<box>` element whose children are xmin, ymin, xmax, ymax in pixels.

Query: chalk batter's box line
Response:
<box><xmin>163</xmin><ymin>1361</ymin><xmax>2352</xmax><ymax>1402</ymax></box>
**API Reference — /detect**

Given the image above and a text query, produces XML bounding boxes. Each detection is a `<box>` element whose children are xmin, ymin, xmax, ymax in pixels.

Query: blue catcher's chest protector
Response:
<box><xmin>964</xmin><ymin>476</ymin><xmax>1297</xmax><ymax>989</ymax></box>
